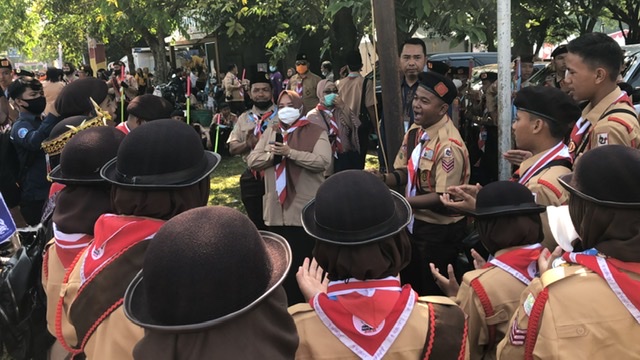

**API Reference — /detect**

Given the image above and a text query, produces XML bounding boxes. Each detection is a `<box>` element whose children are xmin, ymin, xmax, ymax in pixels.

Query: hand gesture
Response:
<box><xmin>271</xmin><ymin>142</ymin><xmax>291</xmax><ymax>157</ymax></box>
<box><xmin>296</xmin><ymin>257</ymin><xmax>329</xmax><ymax>302</ymax></box>
<box><xmin>429</xmin><ymin>263</ymin><xmax>459</xmax><ymax>297</ymax></box>
<box><xmin>537</xmin><ymin>246</ymin><xmax>563</xmax><ymax>275</ymax></box>
<box><xmin>440</xmin><ymin>183</ymin><xmax>482</xmax><ymax>213</ymax></box>
<box><xmin>502</xmin><ymin>149</ymin><xmax>533</xmax><ymax>166</ymax></box>
<box><xmin>471</xmin><ymin>249</ymin><xmax>487</xmax><ymax>269</ymax></box>
<box><xmin>245</xmin><ymin>131</ymin><xmax>258</xmax><ymax>149</ymax></box>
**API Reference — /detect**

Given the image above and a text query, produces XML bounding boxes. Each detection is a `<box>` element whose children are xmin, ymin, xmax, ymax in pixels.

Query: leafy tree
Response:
<box><xmin>606</xmin><ymin>0</ymin><xmax>640</xmax><ymax>44</ymax></box>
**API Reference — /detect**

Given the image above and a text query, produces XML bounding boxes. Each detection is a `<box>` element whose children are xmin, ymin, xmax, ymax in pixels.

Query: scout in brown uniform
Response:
<box><xmin>55</xmin><ymin>120</ymin><xmax>220</xmax><ymax>359</ymax></box>
<box><xmin>124</xmin><ymin>206</ymin><xmax>298</xmax><ymax>359</ymax></box>
<box><xmin>222</xmin><ymin>64</ymin><xmax>246</xmax><ymax>115</ymax></box>
<box><xmin>374</xmin><ymin>71</ymin><xmax>470</xmax><ymax>296</ymax></box>
<box><xmin>247</xmin><ymin>90</ymin><xmax>331</xmax><ymax>305</ymax></box>
<box><xmin>228</xmin><ymin>71</ymin><xmax>278</xmax><ymax>230</ymax></box>
<box><xmin>497</xmin><ymin>145</ymin><xmax>640</xmax><ymax>359</ymax></box>
<box><xmin>432</xmin><ymin>181</ymin><xmax>546</xmax><ymax>360</ymax></box>
<box><xmin>42</xmin><ymin>126</ymin><xmax>124</xmax><ymax>358</ymax></box>
<box><xmin>287</xmin><ymin>53</ymin><xmax>322</xmax><ymax>115</ymax></box>
<box><xmin>565</xmin><ymin>32</ymin><xmax>640</xmax><ymax>160</ymax></box>
<box><xmin>292</xmin><ymin>170</ymin><xmax>468</xmax><ymax>360</ymax></box>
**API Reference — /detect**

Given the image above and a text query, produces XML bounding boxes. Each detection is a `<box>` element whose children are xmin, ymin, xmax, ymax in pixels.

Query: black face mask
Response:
<box><xmin>22</xmin><ymin>96</ymin><xmax>46</xmax><ymax>115</ymax></box>
<box><xmin>254</xmin><ymin>100</ymin><xmax>273</xmax><ymax>111</ymax></box>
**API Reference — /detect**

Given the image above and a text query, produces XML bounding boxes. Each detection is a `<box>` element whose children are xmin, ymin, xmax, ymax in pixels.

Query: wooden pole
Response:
<box><xmin>372</xmin><ymin>0</ymin><xmax>403</xmax><ymax>170</ymax></box>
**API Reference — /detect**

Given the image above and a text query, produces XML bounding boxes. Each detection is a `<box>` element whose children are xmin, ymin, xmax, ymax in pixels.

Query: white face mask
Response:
<box><xmin>278</xmin><ymin>107</ymin><xmax>301</xmax><ymax>124</ymax></box>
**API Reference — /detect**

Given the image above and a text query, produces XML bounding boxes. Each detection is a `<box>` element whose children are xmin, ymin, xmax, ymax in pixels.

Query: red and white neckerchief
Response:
<box><xmin>295</xmin><ymin>81</ymin><xmax>303</xmax><ymax>97</ymax></box>
<box><xmin>53</xmin><ymin>223</ymin><xmax>93</xmax><ymax>269</ymax></box>
<box><xmin>312</xmin><ymin>277</ymin><xmax>416</xmax><ymax>360</ymax></box>
<box><xmin>318</xmin><ymin>104</ymin><xmax>343</xmax><ymax>158</ymax></box>
<box><xmin>563</xmin><ymin>250</ymin><xmax>640</xmax><ymax>324</ymax></box>
<box><xmin>79</xmin><ymin>214</ymin><xmax>164</xmax><ymax>285</ymax></box>
<box><xmin>274</xmin><ymin>118</ymin><xmax>310</xmax><ymax>205</ymax></box>
<box><xmin>115</xmin><ymin>122</ymin><xmax>130</xmax><ymax>135</ymax></box>
<box><xmin>252</xmin><ymin>109</ymin><xmax>277</xmax><ymax>138</ymax></box>
<box><xmin>484</xmin><ymin>244</ymin><xmax>543</xmax><ymax>285</ymax></box>
<box><xmin>569</xmin><ymin>91</ymin><xmax>627</xmax><ymax>159</ymax></box>
<box><xmin>406</xmin><ymin>130</ymin><xmax>430</xmax><ymax>233</ymax></box>
<box><xmin>517</xmin><ymin>142</ymin><xmax>571</xmax><ymax>186</ymax></box>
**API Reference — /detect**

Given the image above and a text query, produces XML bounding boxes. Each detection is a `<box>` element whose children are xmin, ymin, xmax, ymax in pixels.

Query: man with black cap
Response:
<box><xmin>116</xmin><ymin>94</ymin><xmax>174</xmax><ymax>134</ymax></box>
<box><xmin>291</xmin><ymin>170</ymin><xmax>468</xmax><ymax>359</ymax></box>
<box><xmin>550</xmin><ymin>45</ymin><xmax>568</xmax><ymax>92</ymax></box>
<box><xmin>55</xmin><ymin>119</ymin><xmax>220</xmax><ymax>359</ymax></box>
<box><xmin>336</xmin><ymin>50</ymin><xmax>376</xmax><ymax>169</ymax></box>
<box><xmin>123</xmin><ymin>206</ymin><xmax>299</xmax><ymax>359</ymax></box>
<box><xmin>564</xmin><ymin>32</ymin><xmax>640</xmax><ymax>160</ymax></box>
<box><xmin>7</xmin><ymin>77</ymin><xmax>64</xmax><ymax>225</ymax></box>
<box><xmin>497</xmin><ymin>145</ymin><xmax>640</xmax><ymax>359</ymax></box>
<box><xmin>373</xmin><ymin>71</ymin><xmax>470</xmax><ymax>296</ymax></box>
<box><xmin>432</xmin><ymin>181</ymin><xmax>546</xmax><ymax>360</ymax></box>
<box><xmin>427</xmin><ymin>60</ymin><xmax>451</xmax><ymax>76</ymax></box>
<box><xmin>228</xmin><ymin>71</ymin><xmax>278</xmax><ymax>230</ymax></box>
<box><xmin>287</xmin><ymin>53</ymin><xmax>322</xmax><ymax>114</ymax></box>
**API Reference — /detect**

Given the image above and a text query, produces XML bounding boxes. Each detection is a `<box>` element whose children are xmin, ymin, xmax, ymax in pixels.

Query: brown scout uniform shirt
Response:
<box><xmin>223</xmin><ymin>72</ymin><xmax>244</xmax><ymax>103</ymax></box>
<box><xmin>456</xmin><ymin>247</ymin><xmax>530</xmax><ymax>360</ymax></box>
<box><xmin>227</xmin><ymin>104</ymin><xmax>278</xmax><ymax>163</ymax></box>
<box><xmin>289</xmin><ymin>296</ymin><xmax>470</xmax><ymax>360</ymax></box>
<box><xmin>287</xmin><ymin>72</ymin><xmax>322</xmax><ymax>115</ymax></box>
<box><xmin>394</xmin><ymin>117</ymin><xmax>470</xmax><ymax>225</ymax></box>
<box><xmin>336</xmin><ymin>74</ymin><xmax>376</xmax><ymax>118</ymax></box>
<box><xmin>577</xmin><ymin>87</ymin><xmax>640</xmax><ymax>157</ymax></box>
<box><xmin>43</xmin><ymin>240</ymin><xmax>69</xmax><ymax>337</ymax></box>
<box><xmin>517</xmin><ymin>151</ymin><xmax>571</xmax><ymax>250</ymax></box>
<box><xmin>246</xmin><ymin>125</ymin><xmax>331</xmax><ymax>227</ymax></box>
<box><xmin>497</xmin><ymin>264</ymin><xmax>640</xmax><ymax>359</ymax></box>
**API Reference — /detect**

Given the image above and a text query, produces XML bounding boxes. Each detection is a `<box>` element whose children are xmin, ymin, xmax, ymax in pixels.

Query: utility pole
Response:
<box><xmin>497</xmin><ymin>0</ymin><xmax>512</xmax><ymax>180</ymax></box>
<box><xmin>372</xmin><ymin>0</ymin><xmax>403</xmax><ymax>170</ymax></box>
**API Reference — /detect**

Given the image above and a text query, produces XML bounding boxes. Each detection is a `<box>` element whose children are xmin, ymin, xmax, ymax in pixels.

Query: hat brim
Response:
<box><xmin>124</xmin><ymin>230</ymin><xmax>292</xmax><ymax>332</ymax></box>
<box><xmin>469</xmin><ymin>203</ymin><xmax>546</xmax><ymax>218</ymax></box>
<box><xmin>49</xmin><ymin>164</ymin><xmax>105</xmax><ymax>185</ymax></box>
<box><xmin>301</xmin><ymin>190</ymin><xmax>412</xmax><ymax>245</ymax></box>
<box><xmin>100</xmin><ymin>151</ymin><xmax>221</xmax><ymax>189</ymax></box>
<box><xmin>558</xmin><ymin>173</ymin><xmax>640</xmax><ymax>208</ymax></box>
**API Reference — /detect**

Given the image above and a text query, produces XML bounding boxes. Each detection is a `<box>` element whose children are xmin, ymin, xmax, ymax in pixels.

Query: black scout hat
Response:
<box><xmin>551</xmin><ymin>45</ymin><xmax>568</xmax><ymax>58</ymax></box>
<box><xmin>124</xmin><ymin>206</ymin><xmax>292</xmax><ymax>331</ymax></box>
<box><xmin>55</xmin><ymin>77</ymin><xmax>109</xmax><ymax>117</ymax></box>
<box><xmin>127</xmin><ymin>94</ymin><xmax>173</xmax><ymax>121</ymax></box>
<box><xmin>417</xmin><ymin>71</ymin><xmax>457</xmax><ymax>105</ymax></box>
<box><xmin>559</xmin><ymin>146</ymin><xmax>640</xmax><ymax>208</ymax></box>
<box><xmin>250</xmin><ymin>71</ymin><xmax>271</xmax><ymax>87</ymax></box>
<box><xmin>101</xmin><ymin>119</ymin><xmax>220</xmax><ymax>188</ymax></box>
<box><xmin>470</xmin><ymin>181</ymin><xmax>545</xmax><ymax>218</ymax></box>
<box><xmin>480</xmin><ymin>72</ymin><xmax>498</xmax><ymax>82</ymax></box>
<box><xmin>514</xmin><ymin>86</ymin><xmax>581</xmax><ymax>124</ymax></box>
<box><xmin>49</xmin><ymin>127</ymin><xmax>125</xmax><ymax>184</ymax></box>
<box><xmin>427</xmin><ymin>60</ymin><xmax>451</xmax><ymax>76</ymax></box>
<box><xmin>0</xmin><ymin>58</ymin><xmax>12</xmax><ymax>70</ymax></box>
<box><xmin>296</xmin><ymin>53</ymin><xmax>309</xmax><ymax>62</ymax></box>
<box><xmin>301</xmin><ymin>170</ymin><xmax>411</xmax><ymax>245</ymax></box>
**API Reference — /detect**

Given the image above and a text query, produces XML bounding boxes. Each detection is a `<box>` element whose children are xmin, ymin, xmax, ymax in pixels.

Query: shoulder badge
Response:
<box><xmin>597</xmin><ymin>132</ymin><xmax>608</xmax><ymax>146</ymax></box>
<box><xmin>442</xmin><ymin>147</ymin><xmax>454</xmax><ymax>173</ymax></box>
<box><xmin>17</xmin><ymin>128</ymin><xmax>28</xmax><ymax>139</ymax></box>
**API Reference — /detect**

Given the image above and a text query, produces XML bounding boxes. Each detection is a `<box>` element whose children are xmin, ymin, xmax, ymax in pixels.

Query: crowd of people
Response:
<box><xmin>0</xmin><ymin>31</ymin><xmax>637</xmax><ymax>360</ymax></box>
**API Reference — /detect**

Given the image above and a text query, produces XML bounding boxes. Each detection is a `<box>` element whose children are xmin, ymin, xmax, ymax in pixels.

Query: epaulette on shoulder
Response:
<box><xmin>288</xmin><ymin>302</ymin><xmax>315</xmax><ymax>316</ymax></box>
<box><xmin>418</xmin><ymin>295</ymin><xmax>458</xmax><ymax>306</ymax></box>
<box><xmin>540</xmin><ymin>263</ymin><xmax>592</xmax><ymax>288</ymax></box>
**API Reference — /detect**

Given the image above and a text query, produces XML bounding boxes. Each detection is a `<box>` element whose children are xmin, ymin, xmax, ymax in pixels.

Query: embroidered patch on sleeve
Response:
<box><xmin>597</xmin><ymin>133</ymin><xmax>608</xmax><ymax>146</ymax></box>
<box><xmin>508</xmin><ymin>319</ymin><xmax>527</xmax><ymax>346</ymax></box>
<box><xmin>523</xmin><ymin>292</ymin><xmax>535</xmax><ymax>317</ymax></box>
<box><xmin>17</xmin><ymin>128</ymin><xmax>28</xmax><ymax>139</ymax></box>
<box><xmin>442</xmin><ymin>158</ymin><xmax>454</xmax><ymax>173</ymax></box>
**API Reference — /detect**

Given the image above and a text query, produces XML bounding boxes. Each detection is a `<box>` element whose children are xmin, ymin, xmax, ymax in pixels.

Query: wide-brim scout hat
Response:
<box><xmin>559</xmin><ymin>145</ymin><xmax>640</xmax><ymax>208</ymax></box>
<box><xmin>124</xmin><ymin>206</ymin><xmax>292</xmax><ymax>332</ymax></box>
<box><xmin>101</xmin><ymin>119</ymin><xmax>220</xmax><ymax>188</ymax></box>
<box><xmin>301</xmin><ymin>170</ymin><xmax>411</xmax><ymax>245</ymax></box>
<box><xmin>49</xmin><ymin>127</ymin><xmax>125</xmax><ymax>184</ymax></box>
<box><xmin>127</xmin><ymin>94</ymin><xmax>174</xmax><ymax>121</ymax></box>
<box><xmin>55</xmin><ymin>78</ymin><xmax>109</xmax><ymax>118</ymax></box>
<box><xmin>470</xmin><ymin>181</ymin><xmax>545</xmax><ymax>218</ymax></box>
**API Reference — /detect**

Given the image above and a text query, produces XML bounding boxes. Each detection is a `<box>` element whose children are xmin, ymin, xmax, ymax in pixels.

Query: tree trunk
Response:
<box><xmin>142</xmin><ymin>27</ymin><xmax>170</xmax><ymax>83</ymax></box>
<box><xmin>329</xmin><ymin>7</ymin><xmax>360</xmax><ymax>76</ymax></box>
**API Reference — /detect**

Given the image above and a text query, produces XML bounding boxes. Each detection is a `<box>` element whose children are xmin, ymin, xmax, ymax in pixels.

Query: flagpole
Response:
<box><xmin>186</xmin><ymin>75</ymin><xmax>191</xmax><ymax>125</ymax></box>
<box><xmin>497</xmin><ymin>0</ymin><xmax>512</xmax><ymax>180</ymax></box>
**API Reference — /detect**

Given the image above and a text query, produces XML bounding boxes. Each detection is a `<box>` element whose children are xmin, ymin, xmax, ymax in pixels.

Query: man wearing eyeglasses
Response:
<box><xmin>286</xmin><ymin>53</ymin><xmax>322</xmax><ymax>115</ymax></box>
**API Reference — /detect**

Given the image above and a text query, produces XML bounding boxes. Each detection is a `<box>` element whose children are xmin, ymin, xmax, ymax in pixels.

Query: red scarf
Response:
<box><xmin>406</xmin><ymin>130</ymin><xmax>430</xmax><ymax>233</ymax></box>
<box><xmin>317</xmin><ymin>104</ymin><xmax>343</xmax><ymax>158</ymax></box>
<box><xmin>80</xmin><ymin>214</ymin><xmax>164</xmax><ymax>285</ymax></box>
<box><xmin>485</xmin><ymin>244</ymin><xmax>542</xmax><ymax>285</ymax></box>
<box><xmin>563</xmin><ymin>251</ymin><xmax>640</xmax><ymax>324</ymax></box>
<box><xmin>514</xmin><ymin>142</ymin><xmax>571</xmax><ymax>185</ymax></box>
<box><xmin>311</xmin><ymin>278</ymin><xmax>416</xmax><ymax>360</ymax></box>
<box><xmin>274</xmin><ymin>118</ymin><xmax>309</xmax><ymax>205</ymax></box>
<box><xmin>296</xmin><ymin>81</ymin><xmax>303</xmax><ymax>97</ymax></box>
<box><xmin>53</xmin><ymin>223</ymin><xmax>93</xmax><ymax>269</ymax></box>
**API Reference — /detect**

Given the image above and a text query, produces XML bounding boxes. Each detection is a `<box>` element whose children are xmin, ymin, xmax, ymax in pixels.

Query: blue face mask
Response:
<box><xmin>324</xmin><ymin>93</ymin><xmax>338</xmax><ymax>106</ymax></box>
<box><xmin>269</xmin><ymin>66</ymin><xmax>277</xmax><ymax>72</ymax></box>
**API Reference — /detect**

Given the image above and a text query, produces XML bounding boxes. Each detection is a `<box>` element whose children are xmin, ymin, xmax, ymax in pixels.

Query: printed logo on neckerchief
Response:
<box><xmin>406</xmin><ymin>130</ymin><xmax>429</xmax><ymax>233</ymax></box>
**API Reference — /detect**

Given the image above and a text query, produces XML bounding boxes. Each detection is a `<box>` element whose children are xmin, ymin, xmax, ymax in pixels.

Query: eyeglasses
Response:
<box><xmin>295</xmin><ymin>61</ymin><xmax>308</xmax><ymax>66</ymax></box>
<box><xmin>323</xmin><ymin>89</ymin><xmax>339</xmax><ymax>94</ymax></box>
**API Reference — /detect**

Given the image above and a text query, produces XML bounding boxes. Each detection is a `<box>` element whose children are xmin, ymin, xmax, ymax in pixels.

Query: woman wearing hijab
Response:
<box><xmin>54</xmin><ymin>120</ymin><xmax>220</xmax><ymax>360</ymax></box>
<box><xmin>292</xmin><ymin>170</ymin><xmax>468</xmax><ymax>359</ymax></box>
<box><xmin>431</xmin><ymin>181</ymin><xmax>546</xmax><ymax>360</ymax></box>
<box><xmin>498</xmin><ymin>146</ymin><xmax>640</xmax><ymax>359</ymax></box>
<box><xmin>307</xmin><ymin>80</ymin><xmax>361</xmax><ymax>175</ymax></box>
<box><xmin>247</xmin><ymin>90</ymin><xmax>331</xmax><ymax>305</ymax></box>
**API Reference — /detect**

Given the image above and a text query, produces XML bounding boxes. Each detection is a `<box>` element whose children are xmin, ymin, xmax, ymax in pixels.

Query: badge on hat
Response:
<box><xmin>597</xmin><ymin>133</ymin><xmax>608</xmax><ymax>146</ymax></box>
<box><xmin>434</xmin><ymin>82</ymin><xmax>448</xmax><ymax>97</ymax></box>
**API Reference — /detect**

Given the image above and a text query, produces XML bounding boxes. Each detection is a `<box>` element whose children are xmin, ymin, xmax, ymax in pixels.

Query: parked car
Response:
<box><xmin>428</xmin><ymin>52</ymin><xmax>497</xmax><ymax>68</ymax></box>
